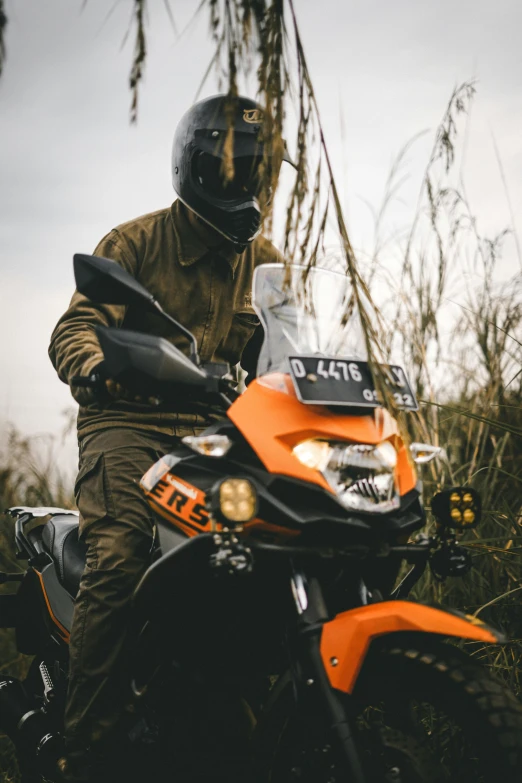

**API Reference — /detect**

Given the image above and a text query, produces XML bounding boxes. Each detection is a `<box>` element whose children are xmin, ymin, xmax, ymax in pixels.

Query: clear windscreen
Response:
<box><xmin>253</xmin><ymin>264</ymin><xmax>368</xmax><ymax>378</ymax></box>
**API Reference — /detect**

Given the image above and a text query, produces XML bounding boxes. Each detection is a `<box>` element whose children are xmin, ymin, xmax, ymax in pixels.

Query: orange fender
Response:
<box><xmin>320</xmin><ymin>600</ymin><xmax>503</xmax><ymax>693</ymax></box>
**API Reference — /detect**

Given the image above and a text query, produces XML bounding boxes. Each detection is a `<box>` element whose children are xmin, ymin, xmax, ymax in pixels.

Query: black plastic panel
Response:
<box><xmin>0</xmin><ymin>594</ymin><xmax>18</xmax><ymax>628</ymax></box>
<box><xmin>40</xmin><ymin>564</ymin><xmax>74</xmax><ymax>635</ymax></box>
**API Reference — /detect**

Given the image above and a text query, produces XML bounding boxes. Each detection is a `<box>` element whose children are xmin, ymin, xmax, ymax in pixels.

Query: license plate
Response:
<box><xmin>288</xmin><ymin>356</ymin><xmax>418</xmax><ymax>411</ymax></box>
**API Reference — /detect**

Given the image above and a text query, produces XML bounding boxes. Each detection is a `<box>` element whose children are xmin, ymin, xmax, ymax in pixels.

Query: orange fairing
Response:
<box><xmin>228</xmin><ymin>375</ymin><xmax>416</xmax><ymax>496</ymax></box>
<box><xmin>141</xmin><ymin>461</ymin><xmax>302</xmax><ymax>543</ymax></box>
<box><xmin>142</xmin><ymin>471</ymin><xmax>212</xmax><ymax>538</ymax></box>
<box><xmin>320</xmin><ymin>601</ymin><xmax>501</xmax><ymax>694</ymax></box>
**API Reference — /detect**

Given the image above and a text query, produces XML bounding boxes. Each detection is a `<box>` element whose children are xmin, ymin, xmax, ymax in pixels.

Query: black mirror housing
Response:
<box><xmin>73</xmin><ymin>253</ymin><xmax>155</xmax><ymax>307</ymax></box>
<box><xmin>431</xmin><ymin>487</ymin><xmax>481</xmax><ymax>530</ymax></box>
<box><xmin>73</xmin><ymin>253</ymin><xmax>200</xmax><ymax>365</ymax></box>
<box><xmin>96</xmin><ymin>327</ymin><xmax>207</xmax><ymax>387</ymax></box>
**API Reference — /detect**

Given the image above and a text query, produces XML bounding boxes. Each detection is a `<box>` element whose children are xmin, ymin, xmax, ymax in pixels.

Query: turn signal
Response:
<box><xmin>410</xmin><ymin>443</ymin><xmax>447</xmax><ymax>465</ymax></box>
<box><xmin>431</xmin><ymin>487</ymin><xmax>481</xmax><ymax>529</ymax></box>
<box><xmin>208</xmin><ymin>478</ymin><xmax>258</xmax><ymax>525</ymax></box>
<box><xmin>182</xmin><ymin>434</ymin><xmax>233</xmax><ymax>458</ymax></box>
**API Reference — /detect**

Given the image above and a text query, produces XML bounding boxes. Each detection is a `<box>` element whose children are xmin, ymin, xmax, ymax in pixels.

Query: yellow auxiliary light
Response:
<box><xmin>431</xmin><ymin>486</ymin><xmax>481</xmax><ymax>529</ymax></box>
<box><xmin>209</xmin><ymin>477</ymin><xmax>258</xmax><ymax>525</ymax></box>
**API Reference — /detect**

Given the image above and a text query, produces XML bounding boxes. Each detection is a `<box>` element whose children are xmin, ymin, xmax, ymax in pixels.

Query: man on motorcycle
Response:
<box><xmin>48</xmin><ymin>94</ymin><xmax>291</xmax><ymax>780</ymax></box>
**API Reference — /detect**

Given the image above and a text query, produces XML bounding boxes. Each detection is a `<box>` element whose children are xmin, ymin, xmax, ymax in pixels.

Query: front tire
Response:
<box><xmin>257</xmin><ymin>637</ymin><xmax>522</xmax><ymax>782</ymax></box>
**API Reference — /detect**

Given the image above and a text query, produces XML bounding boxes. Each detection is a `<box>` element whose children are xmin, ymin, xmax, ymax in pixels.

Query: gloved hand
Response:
<box><xmin>71</xmin><ymin>362</ymin><xmax>161</xmax><ymax>406</ymax></box>
<box><xmin>105</xmin><ymin>379</ymin><xmax>161</xmax><ymax>405</ymax></box>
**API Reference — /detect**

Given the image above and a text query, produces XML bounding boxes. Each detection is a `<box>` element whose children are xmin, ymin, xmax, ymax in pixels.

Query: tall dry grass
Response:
<box><xmin>363</xmin><ymin>84</ymin><xmax>522</xmax><ymax>692</ymax></box>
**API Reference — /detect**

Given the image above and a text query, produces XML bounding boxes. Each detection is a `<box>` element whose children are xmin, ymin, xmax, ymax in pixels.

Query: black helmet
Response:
<box><xmin>172</xmin><ymin>94</ymin><xmax>293</xmax><ymax>252</ymax></box>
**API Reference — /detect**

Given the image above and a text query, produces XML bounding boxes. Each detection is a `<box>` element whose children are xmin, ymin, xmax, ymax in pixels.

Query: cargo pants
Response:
<box><xmin>65</xmin><ymin>426</ymin><xmax>195</xmax><ymax>752</ymax></box>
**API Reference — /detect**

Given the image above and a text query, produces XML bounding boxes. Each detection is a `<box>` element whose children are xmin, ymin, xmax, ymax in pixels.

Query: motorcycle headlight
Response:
<box><xmin>292</xmin><ymin>439</ymin><xmax>400</xmax><ymax>514</ymax></box>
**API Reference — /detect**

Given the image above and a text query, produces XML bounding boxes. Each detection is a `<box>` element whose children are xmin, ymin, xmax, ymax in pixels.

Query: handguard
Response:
<box><xmin>320</xmin><ymin>600</ymin><xmax>503</xmax><ymax>693</ymax></box>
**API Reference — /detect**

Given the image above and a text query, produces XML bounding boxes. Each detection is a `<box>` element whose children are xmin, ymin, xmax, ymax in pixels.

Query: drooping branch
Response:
<box><xmin>205</xmin><ymin>0</ymin><xmax>289</xmax><ymax>233</ymax></box>
<box><xmin>129</xmin><ymin>0</ymin><xmax>147</xmax><ymax>123</ymax></box>
<box><xmin>0</xmin><ymin>0</ymin><xmax>7</xmax><ymax>78</ymax></box>
<box><xmin>285</xmin><ymin>0</ymin><xmax>393</xmax><ymax>407</ymax></box>
<box><xmin>205</xmin><ymin>0</ymin><xmax>392</xmax><ymax>407</ymax></box>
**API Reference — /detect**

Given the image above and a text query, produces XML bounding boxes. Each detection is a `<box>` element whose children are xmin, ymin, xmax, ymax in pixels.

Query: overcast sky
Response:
<box><xmin>1</xmin><ymin>0</ymin><xmax>521</xmax><ymax>476</ymax></box>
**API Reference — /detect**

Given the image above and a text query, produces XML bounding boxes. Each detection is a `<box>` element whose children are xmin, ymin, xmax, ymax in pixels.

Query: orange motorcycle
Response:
<box><xmin>3</xmin><ymin>257</ymin><xmax>522</xmax><ymax>782</ymax></box>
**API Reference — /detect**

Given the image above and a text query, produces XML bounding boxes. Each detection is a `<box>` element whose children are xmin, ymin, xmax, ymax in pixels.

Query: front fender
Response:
<box><xmin>320</xmin><ymin>600</ymin><xmax>504</xmax><ymax>693</ymax></box>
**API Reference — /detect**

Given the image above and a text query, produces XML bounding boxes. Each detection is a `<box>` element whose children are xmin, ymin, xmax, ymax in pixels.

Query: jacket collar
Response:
<box><xmin>170</xmin><ymin>200</ymin><xmax>241</xmax><ymax>275</ymax></box>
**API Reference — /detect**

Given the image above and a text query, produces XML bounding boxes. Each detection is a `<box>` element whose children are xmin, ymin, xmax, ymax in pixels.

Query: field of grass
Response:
<box><xmin>360</xmin><ymin>84</ymin><xmax>522</xmax><ymax>692</ymax></box>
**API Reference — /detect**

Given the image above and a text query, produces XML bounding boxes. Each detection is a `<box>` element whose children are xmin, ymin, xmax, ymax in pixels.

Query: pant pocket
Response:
<box><xmin>74</xmin><ymin>453</ymin><xmax>113</xmax><ymax>536</ymax></box>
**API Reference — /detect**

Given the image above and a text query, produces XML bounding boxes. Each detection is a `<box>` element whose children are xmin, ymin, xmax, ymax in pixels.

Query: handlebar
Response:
<box><xmin>70</xmin><ymin>372</ymin><xmax>239</xmax><ymax>409</ymax></box>
<box><xmin>246</xmin><ymin>539</ymin><xmax>433</xmax><ymax>563</ymax></box>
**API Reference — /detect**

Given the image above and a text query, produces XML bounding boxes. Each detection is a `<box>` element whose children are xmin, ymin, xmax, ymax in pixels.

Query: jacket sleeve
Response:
<box><xmin>48</xmin><ymin>231</ymin><xmax>138</xmax><ymax>404</ymax></box>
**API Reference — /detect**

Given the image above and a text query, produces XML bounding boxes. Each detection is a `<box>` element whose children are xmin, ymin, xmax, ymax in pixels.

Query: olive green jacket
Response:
<box><xmin>49</xmin><ymin>200</ymin><xmax>282</xmax><ymax>438</ymax></box>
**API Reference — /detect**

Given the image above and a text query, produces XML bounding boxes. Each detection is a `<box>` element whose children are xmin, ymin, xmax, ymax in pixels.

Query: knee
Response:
<box><xmin>83</xmin><ymin>521</ymin><xmax>153</xmax><ymax>582</ymax></box>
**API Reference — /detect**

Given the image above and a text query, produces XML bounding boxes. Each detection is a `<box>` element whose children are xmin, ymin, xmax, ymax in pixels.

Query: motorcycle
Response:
<box><xmin>2</xmin><ymin>255</ymin><xmax>522</xmax><ymax>782</ymax></box>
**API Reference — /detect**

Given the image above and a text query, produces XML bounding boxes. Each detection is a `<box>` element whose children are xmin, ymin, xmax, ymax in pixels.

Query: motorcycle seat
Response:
<box><xmin>41</xmin><ymin>515</ymin><xmax>86</xmax><ymax>597</ymax></box>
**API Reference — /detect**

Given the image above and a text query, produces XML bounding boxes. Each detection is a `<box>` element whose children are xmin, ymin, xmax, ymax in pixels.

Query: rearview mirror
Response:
<box><xmin>96</xmin><ymin>327</ymin><xmax>208</xmax><ymax>387</ymax></box>
<box><xmin>73</xmin><ymin>253</ymin><xmax>155</xmax><ymax>307</ymax></box>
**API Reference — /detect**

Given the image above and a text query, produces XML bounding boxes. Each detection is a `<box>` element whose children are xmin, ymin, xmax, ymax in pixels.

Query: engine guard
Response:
<box><xmin>320</xmin><ymin>600</ymin><xmax>504</xmax><ymax>694</ymax></box>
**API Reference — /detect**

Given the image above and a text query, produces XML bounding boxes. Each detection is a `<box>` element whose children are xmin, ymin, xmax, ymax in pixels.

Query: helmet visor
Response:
<box><xmin>193</xmin><ymin>152</ymin><xmax>264</xmax><ymax>202</ymax></box>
